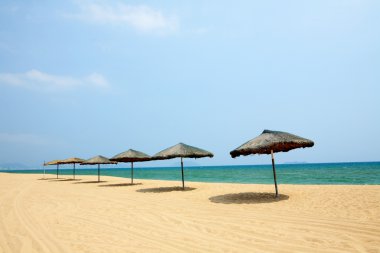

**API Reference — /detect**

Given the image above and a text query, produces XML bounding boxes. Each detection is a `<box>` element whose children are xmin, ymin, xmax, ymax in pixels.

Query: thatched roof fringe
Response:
<box><xmin>44</xmin><ymin>159</ymin><xmax>62</xmax><ymax>166</ymax></box>
<box><xmin>153</xmin><ymin>142</ymin><xmax>214</xmax><ymax>160</ymax></box>
<box><xmin>59</xmin><ymin>157</ymin><xmax>85</xmax><ymax>164</ymax></box>
<box><xmin>110</xmin><ymin>149</ymin><xmax>151</xmax><ymax>162</ymax></box>
<box><xmin>81</xmin><ymin>155</ymin><xmax>117</xmax><ymax>165</ymax></box>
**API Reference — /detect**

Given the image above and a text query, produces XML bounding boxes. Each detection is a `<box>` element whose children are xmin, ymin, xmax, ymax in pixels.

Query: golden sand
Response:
<box><xmin>0</xmin><ymin>173</ymin><xmax>379</xmax><ymax>253</ymax></box>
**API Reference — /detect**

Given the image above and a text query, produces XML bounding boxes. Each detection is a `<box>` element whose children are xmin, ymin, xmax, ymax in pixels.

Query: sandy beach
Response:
<box><xmin>0</xmin><ymin>173</ymin><xmax>379</xmax><ymax>253</ymax></box>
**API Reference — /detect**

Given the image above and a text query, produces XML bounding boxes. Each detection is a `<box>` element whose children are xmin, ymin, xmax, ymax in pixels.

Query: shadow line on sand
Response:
<box><xmin>73</xmin><ymin>181</ymin><xmax>107</xmax><ymax>184</ymax></box>
<box><xmin>209</xmin><ymin>192</ymin><xmax>289</xmax><ymax>204</ymax></box>
<box><xmin>48</xmin><ymin>178</ymin><xmax>82</xmax><ymax>182</ymax></box>
<box><xmin>99</xmin><ymin>183</ymin><xmax>142</xmax><ymax>187</ymax></box>
<box><xmin>136</xmin><ymin>186</ymin><xmax>196</xmax><ymax>193</ymax></box>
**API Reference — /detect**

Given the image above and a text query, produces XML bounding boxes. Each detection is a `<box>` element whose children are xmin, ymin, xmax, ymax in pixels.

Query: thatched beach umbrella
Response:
<box><xmin>44</xmin><ymin>159</ymin><xmax>62</xmax><ymax>179</ymax></box>
<box><xmin>80</xmin><ymin>155</ymin><xmax>117</xmax><ymax>182</ymax></box>
<box><xmin>230</xmin><ymin>130</ymin><xmax>314</xmax><ymax>197</ymax></box>
<box><xmin>153</xmin><ymin>143</ymin><xmax>214</xmax><ymax>189</ymax></box>
<box><xmin>110</xmin><ymin>149</ymin><xmax>151</xmax><ymax>184</ymax></box>
<box><xmin>59</xmin><ymin>157</ymin><xmax>85</xmax><ymax>180</ymax></box>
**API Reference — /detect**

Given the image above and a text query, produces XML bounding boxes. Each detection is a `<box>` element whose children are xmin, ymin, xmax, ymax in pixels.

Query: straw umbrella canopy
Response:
<box><xmin>230</xmin><ymin>130</ymin><xmax>314</xmax><ymax>197</ymax></box>
<box><xmin>80</xmin><ymin>155</ymin><xmax>117</xmax><ymax>182</ymax></box>
<box><xmin>153</xmin><ymin>143</ymin><xmax>214</xmax><ymax>189</ymax></box>
<box><xmin>44</xmin><ymin>159</ymin><xmax>62</xmax><ymax>179</ymax></box>
<box><xmin>110</xmin><ymin>149</ymin><xmax>152</xmax><ymax>184</ymax></box>
<box><xmin>59</xmin><ymin>157</ymin><xmax>85</xmax><ymax>179</ymax></box>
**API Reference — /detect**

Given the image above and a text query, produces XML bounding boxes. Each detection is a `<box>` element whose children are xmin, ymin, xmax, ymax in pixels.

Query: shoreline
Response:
<box><xmin>0</xmin><ymin>167</ymin><xmax>380</xmax><ymax>186</ymax></box>
<box><xmin>0</xmin><ymin>173</ymin><xmax>379</xmax><ymax>252</ymax></box>
<box><xmin>11</xmin><ymin>172</ymin><xmax>380</xmax><ymax>186</ymax></box>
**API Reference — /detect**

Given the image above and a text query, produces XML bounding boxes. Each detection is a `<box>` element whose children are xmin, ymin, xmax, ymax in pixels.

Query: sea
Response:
<box><xmin>1</xmin><ymin>162</ymin><xmax>380</xmax><ymax>185</ymax></box>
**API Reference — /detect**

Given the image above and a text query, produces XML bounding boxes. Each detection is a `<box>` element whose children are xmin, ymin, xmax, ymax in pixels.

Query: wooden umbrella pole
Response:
<box><xmin>98</xmin><ymin>164</ymin><xmax>100</xmax><ymax>182</ymax></box>
<box><xmin>181</xmin><ymin>157</ymin><xmax>185</xmax><ymax>189</ymax></box>
<box><xmin>73</xmin><ymin>163</ymin><xmax>76</xmax><ymax>179</ymax></box>
<box><xmin>131</xmin><ymin>162</ymin><xmax>134</xmax><ymax>184</ymax></box>
<box><xmin>56</xmin><ymin>164</ymin><xmax>59</xmax><ymax>179</ymax></box>
<box><xmin>271</xmin><ymin>150</ymin><xmax>279</xmax><ymax>197</ymax></box>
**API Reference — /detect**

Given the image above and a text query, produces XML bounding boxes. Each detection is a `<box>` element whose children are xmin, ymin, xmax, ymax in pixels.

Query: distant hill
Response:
<box><xmin>0</xmin><ymin>163</ymin><xmax>32</xmax><ymax>170</ymax></box>
<box><xmin>283</xmin><ymin>161</ymin><xmax>308</xmax><ymax>164</ymax></box>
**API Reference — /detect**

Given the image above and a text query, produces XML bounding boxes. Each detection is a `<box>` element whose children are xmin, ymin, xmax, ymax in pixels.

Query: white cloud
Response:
<box><xmin>67</xmin><ymin>1</ymin><xmax>178</xmax><ymax>34</ymax></box>
<box><xmin>0</xmin><ymin>69</ymin><xmax>110</xmax><ymax>92</ymax></box>
<box><xmin>85</xmin><ymin>72</ymin><xmax>108</xmax><ymax>88</ymax></box>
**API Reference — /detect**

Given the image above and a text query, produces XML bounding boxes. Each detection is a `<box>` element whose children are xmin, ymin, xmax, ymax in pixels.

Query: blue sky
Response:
<box><xmin>0</xmin><ymin>0</ymin><xmax>379</xmax><ymax>169</ymax></box>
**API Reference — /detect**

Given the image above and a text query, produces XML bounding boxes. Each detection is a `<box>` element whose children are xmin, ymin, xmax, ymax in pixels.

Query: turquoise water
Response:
<box><xmin>1</xmin><ymin>162</ymin><xmax>380</xmax><ymax>185</ymax></box>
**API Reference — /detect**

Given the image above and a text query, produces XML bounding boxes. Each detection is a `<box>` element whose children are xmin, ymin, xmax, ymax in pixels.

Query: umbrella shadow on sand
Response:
<box><xmin>73</xmin><ymin>180</ymin><xmax>107</xmax><ymax>184</ymax></box>
<box><xmin>209</xmin><ymin>192</ymin><xmax>289</xmax><ymax>204</ymax></box>
<box><xmin>99</xmin><ymin>183</ymin><xmax>143</xmax><ymax>187</ymax></box>
<box><xmin>48</xmin><ymin>179</ymin><xmax>82</xmax><ymax>182</ymax></box>
<box><xmin>136</xmin><ymin>186</ymin><xmax>196</xmax><ymax>193</ymax></box>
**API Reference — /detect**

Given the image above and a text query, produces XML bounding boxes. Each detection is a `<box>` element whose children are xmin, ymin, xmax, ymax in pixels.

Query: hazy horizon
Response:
<box><xmin>2</xmin><ymin>160</ymin><xmax>380</xmax><ymax>171</ymax></box>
